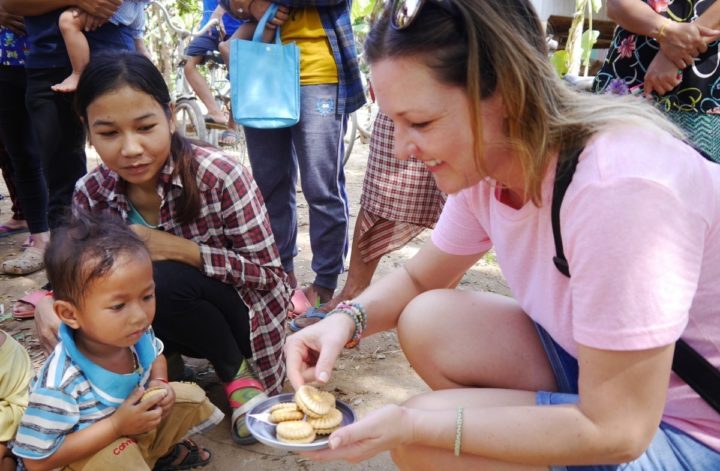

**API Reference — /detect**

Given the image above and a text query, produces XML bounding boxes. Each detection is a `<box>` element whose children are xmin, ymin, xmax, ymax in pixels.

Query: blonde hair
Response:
<box><xmin>366</xmin><ymin>0</ymin><xmax>684</xmax><ymax>204</ymax></box>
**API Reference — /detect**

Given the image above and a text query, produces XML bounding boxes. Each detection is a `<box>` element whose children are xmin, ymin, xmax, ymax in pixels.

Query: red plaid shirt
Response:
<box><xmin>73</xmin><ymin>144</ymin><xmax>291</xmax><ymax>394</ymax></box>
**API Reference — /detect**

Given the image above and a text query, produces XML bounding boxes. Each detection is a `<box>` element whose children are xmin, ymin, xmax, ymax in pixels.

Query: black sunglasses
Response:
<box><xmin>389</xmin><ymin>0</ymin><xmax>459</xmax><ymax>30</ymax></box>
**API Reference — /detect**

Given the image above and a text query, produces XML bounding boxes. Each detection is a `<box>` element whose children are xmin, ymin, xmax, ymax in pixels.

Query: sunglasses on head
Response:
<box><xmin>388</xmin><ymin>0</ymin><xmax>459</xmax><ymax>30</ymax></box>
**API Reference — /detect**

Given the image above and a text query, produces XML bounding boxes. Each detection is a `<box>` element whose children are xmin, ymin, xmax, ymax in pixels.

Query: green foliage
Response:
<box><xmin>351</xmin><ymin>0</ymin><xmax>375</xmax><ymax>24</ymax></box>
<box><xmin>175</xmin><ymin>0</ymin><xmax>201</xmax><ymax>16</ymax></box>
<box><xmin>580</xmin><ymin>29</ymin><xmax>600</xmax><ymax>66</ymax></box>
<box><xmin>550</xmin><ymin>50</ymin><xmax>570</xmax><ymax>76</ymax></box>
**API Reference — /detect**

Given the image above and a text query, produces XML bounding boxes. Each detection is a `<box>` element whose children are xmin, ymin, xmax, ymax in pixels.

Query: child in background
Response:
<box><xmin>0</xmin><ymin>330</ymin><xmax>33</xmax><ymax>471</ymax></box>
<box><xmin>52</xmin><ymin>1</ymin><xmax>150</xmax><ymax>93</ymax></box>
<box><xmin>12</xmin><ymin>211</ymin><xmax>222</xmax><ymax>470</ymax></box>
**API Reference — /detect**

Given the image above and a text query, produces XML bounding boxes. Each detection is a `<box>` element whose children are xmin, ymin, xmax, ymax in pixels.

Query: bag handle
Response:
<box><xmin>252</xmin><ymin>3</ymin><xmax>282</xmax><ymax>44</ymax></box>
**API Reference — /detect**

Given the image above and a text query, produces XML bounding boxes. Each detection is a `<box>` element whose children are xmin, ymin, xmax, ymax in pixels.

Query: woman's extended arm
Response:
<box><xmin>285</xmin><ymin>241</ymin><xmax>482</xmax><ymax>388</ymax></box>
<box><xmin>306</xmin><ymin>343</ymin><xmax>674</xmax><ymax>465</ymax></box>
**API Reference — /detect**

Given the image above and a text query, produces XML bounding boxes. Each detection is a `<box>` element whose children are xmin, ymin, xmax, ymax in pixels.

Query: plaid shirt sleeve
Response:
<box><xmin>199</xmin><ymin>162</ymin><xmax>287</xmax><ymax>293</ymax></box>
<box><xmin>187</xmin><ymin>149</ymin><xmax>291</xmax><ymax>395</ymax></box>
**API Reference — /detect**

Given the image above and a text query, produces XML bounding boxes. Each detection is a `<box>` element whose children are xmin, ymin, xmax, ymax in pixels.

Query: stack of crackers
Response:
<box><xmin>271</xmin><ymin>385</ymin><xmax>343</xmax><ymax>444</ymax></box>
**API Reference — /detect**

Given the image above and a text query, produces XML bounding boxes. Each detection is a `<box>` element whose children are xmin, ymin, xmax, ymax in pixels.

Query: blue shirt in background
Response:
<box><xmin>201</xmin><ymin>0</ymin><xmax>241</xmax><ymax>38</ymax></box>
<box><xmin>24</xmin><ymin>9</ymin><xmax>135</xmax><ymax>69</ymax></box>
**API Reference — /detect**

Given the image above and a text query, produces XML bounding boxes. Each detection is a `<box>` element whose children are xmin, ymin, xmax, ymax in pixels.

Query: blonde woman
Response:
<box><xmin>284</xmin><ymin>0</ymin><xmax>720</xmax><ymax>468</ymax></box>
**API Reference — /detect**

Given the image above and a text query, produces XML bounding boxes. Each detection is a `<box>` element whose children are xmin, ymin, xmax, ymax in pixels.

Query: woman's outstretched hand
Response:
<box><xmin>284</xmin><ymin>313</ymin><xmax>356</xmax><ymax>390</ymax></box>
<box><xmin>300</xmin><ymin>404</ymin><xmax>414</xmax><ymax>463</ymax></box>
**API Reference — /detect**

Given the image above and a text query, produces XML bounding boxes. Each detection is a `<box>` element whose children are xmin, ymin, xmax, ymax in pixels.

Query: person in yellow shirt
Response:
<box><xmin>0</xmin><ymin>330</ymin><xmax>33</xmax><ymax>471</ymax></box>
<box><xmin>223</xmin><ymin>0</ymin><xmax>365</xmax><ymax>308</ymax></box>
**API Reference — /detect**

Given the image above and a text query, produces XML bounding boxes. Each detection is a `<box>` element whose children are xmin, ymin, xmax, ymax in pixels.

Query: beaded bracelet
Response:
<box><xmin>454</xmin><ymin>406</ymin><xmax>464</xmax><ymax>457</ymax></box>
<box><xmin>327</xmin><ymin>301</ymin><xmax>367</xmax><ymax>348</ymax></box>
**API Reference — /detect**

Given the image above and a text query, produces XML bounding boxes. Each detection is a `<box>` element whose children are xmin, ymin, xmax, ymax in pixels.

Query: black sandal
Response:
<box><xmin>153</xmin><ymin>439</ymin><xmax>211</xmax><ymax>471</ymax></box>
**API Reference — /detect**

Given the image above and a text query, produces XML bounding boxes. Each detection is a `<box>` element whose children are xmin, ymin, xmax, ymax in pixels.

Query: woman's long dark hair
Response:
<box><xmin>75</xmin><ymin>52</ymin><xmax>201</xmax><ymax>224</ymax></box>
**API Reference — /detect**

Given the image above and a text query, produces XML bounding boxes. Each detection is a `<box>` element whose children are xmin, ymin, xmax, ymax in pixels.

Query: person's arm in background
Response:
<box><xmin>607</xmin><ymin>0</ymin><xmax>720</xmax><ymax>68</ymax></box>
<box><xmin>0</xmin><ymin>0</ymin><xmax>120</xmax><ymax>20</ymax></box>
<box><xmin>644</xmin><ymin>1</ymin><xmax>720</xmax><ymax>95</ymax></box>
<box><xmin>0</xmin><ymin>4</ymin><xmax>25</xmax><ymax>35</ymax></box>
<box><xmin>209</xmin><ymin>4</ymin><xmax>226</xmax><ymax>36</ymax></box>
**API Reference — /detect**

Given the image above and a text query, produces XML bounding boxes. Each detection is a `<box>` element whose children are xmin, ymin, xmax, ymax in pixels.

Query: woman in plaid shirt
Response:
<box><xmin>37</xmin><ymin>51</ymin><xmax>292</xmax><ymax>446</ymax></box>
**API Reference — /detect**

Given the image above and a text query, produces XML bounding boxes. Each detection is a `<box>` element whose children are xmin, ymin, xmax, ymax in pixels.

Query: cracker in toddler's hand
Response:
<box><xmin>139</xmin><ymin>387</ymin><xmax>167</xmax><ymax>405</ymax></box>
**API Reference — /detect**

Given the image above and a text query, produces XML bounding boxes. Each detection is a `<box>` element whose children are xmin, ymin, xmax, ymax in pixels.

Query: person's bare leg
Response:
<box><xmin>184</xmin><ymin>55</ymin><xmax>226</xmax><ymax>124</ymax></box>
<box><xmin>320</xmin><ymin>207</ymin><xmax>380</xmax><ymax>312</ymax></box>
<box><xmin>389</xmin><ymin>289</ymin><xmax>555</xmax><ymax>470</ymax></box>
<box><xmin>52</xmin><ymin>9</ymin><xmax>89</xmax><ymax>93</ymax></box>
<box><xmin>1</xmin><ymin>443</ymin><xmax>17</xmax><ymax>471</ymax></box>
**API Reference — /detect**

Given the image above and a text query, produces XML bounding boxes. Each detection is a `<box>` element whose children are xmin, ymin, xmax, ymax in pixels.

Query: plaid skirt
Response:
<box><xmin>358</xmin><ymin>113</ymin><xmax>446</xmax><ymax>262</ymax></box>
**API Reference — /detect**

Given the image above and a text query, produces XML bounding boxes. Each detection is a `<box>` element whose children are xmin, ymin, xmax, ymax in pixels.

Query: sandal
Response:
<box><xmin>218</xmin><ymin>129</ymin><xmax>240</xmax><ymax>146</ymax></box>
<box><xmin>1</xmin><ymin>246</ymin><xmax>44</xmax><ymax>275</ymax></box>
<box><xmin>288</xmin><ymin>288</ymin><xmax>312</xmax><ymax>320</ymax></box>
<box><xmin>0</xmin><ymin>223</ymin><xmax>28</xmax><ymax>238</ymax></box>
<box><xmin>288</xmin><ymin>306</ymin><xmax>328</xmax><ymax>332</ymax></box>
<box><xmin>153</xmin><ymin>438</ymin><xmax>211</xmax><ymax>471</ymax></box>
<box><xmin>13</xmin><ymin>289</ymin><xmax>51</xmax><ymax>320</ymax></box>
<box><xmin>225</xmin><ymin>377</ymin><xmax>266</xmax><ymax>445</ymax></box>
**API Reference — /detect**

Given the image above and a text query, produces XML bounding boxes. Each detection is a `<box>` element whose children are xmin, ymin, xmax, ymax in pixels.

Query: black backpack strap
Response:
<box><xmin>673</xmin><ymin>339</ymin><xmax>720</xmax><ymax>414</ymax></box>
<box><xmin>550</xmin><ymin>146</ymin><xmax>720</xmax><ymax>415</ymax></box>
<box><xmin>551</xmin><ymin>147</ymin><xmax>583</xmax><ymax>277</ymax></box>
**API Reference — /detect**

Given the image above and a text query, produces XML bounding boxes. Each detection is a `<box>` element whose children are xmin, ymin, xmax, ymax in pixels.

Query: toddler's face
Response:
<box><xmin>73</xmin><ymin>252</ymin><xmax>156</xmax><ymax>350</ymax></box>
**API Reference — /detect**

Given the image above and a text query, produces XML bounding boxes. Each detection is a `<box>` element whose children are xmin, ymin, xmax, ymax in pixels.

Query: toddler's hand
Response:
<box><xmin>110</xmin><ymin>387</ymin><xmax>163</xmax><ymax>437</ymax></box>
<box><xmin>146</xmin><ymin>380</ymin><xmax>176</xmax><ymax>419</ymax></box>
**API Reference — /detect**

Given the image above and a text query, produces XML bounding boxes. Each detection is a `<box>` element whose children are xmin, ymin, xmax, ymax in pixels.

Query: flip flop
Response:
<box><xmin>288</xmin><ymin>306</ymin><xmax>328</xmax><ymax>332</ymax></box>
<box><xmin>0</xmin><ymin>224</ymin><xmax>28</xmax><ymax>238</ymax></box>
<box><xmin>288</xmin><ymin>288</ymin><xmax>313</xmax><ymax>320</ymax></box>
<box><xmin>13</xmin><ymin>289</ymin><xmax>50</xmax><ymax>320</ymax></box>
<box><xmin>218</xmin><ymin>129</ymin><xmax>240</xmax><ymax>146</ymax></box>
<box><xmin>225</xmin><ymin>378</ymin><xmax>266</xmax><ymax>445</ymax></box>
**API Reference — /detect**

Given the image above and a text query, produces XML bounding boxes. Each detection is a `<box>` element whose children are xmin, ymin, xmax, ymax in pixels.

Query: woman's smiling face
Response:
<box><xmin>86</xmin><ymin>85</ymin><xmax>174</xmax><ymax>188</ymax></box>
<box><xmin>371</xmin><ymin>57</ymin><xmax>513</xmax><ymax>195</ymax></box>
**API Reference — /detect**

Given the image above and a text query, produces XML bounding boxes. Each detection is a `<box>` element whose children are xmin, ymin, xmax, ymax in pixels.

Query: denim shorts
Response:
<box><xmin>534</xmin><ymin>324</ymin><xmax>720</xmax><ymax>470</ymax></box>
<box><xmin>184</xmin><ymin>29</ymin><xmax>222</xmax><ymax>59</ymax></box>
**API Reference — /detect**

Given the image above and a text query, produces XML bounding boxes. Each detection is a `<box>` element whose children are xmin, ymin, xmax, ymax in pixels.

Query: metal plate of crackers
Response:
<box><xmin>246</xmin><ymin>386</ymin><xmax>356</xmax><ymax>451</ymax></box>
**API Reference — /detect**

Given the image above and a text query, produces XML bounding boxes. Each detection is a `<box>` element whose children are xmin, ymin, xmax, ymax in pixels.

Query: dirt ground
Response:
<box><xmin>0</xmin><ymin>135</ymin><xmax>509</xmax><ymax>470</ymax></box>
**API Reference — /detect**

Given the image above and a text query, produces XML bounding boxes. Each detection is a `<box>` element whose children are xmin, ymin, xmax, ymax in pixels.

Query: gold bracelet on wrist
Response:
<box><xmin>657</xmin><ymin>18</ymin><xmax>671</xmax><ymax>41</ymax></box>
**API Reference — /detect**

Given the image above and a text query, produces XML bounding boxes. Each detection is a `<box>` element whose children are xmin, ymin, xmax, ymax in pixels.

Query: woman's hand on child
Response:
<box><xmin>147</xmin><ymin>380</ymin><xmax>176</xmax><ymax>419</ymax></box>
<box><xmin>109</xmin><ymin>387</ymin><xmax>163</xmax><ymax>437</ymax></box>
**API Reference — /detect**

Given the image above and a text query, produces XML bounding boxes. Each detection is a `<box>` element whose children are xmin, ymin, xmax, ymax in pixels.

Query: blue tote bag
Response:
<box><xmin>229</xmin><ymin>4</ymin><xmax>300</xmax><ymax>129</ymax></box>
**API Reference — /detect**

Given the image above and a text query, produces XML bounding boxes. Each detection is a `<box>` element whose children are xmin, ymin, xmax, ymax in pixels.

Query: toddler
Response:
<box><xmin>0</xmin><ymin>330</ymin><xmax>33</xmax><ymax>471</ymax></box>
<box><xmin>12</xmin><ymin>211</ymin><xmax>223</xmax><ymax>470</ymax></box>
<box><xmin>53</xmin><ymin>1</ymin><xmax>150</xmax><ymax>93</ymax></box>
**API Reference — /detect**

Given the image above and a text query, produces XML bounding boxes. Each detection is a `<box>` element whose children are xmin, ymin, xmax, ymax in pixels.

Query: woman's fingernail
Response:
<box><xmin>318</xmin><ymin>371</ymin><xmax>329</xmax><ymax>382</ymax></box>
<box><xmin>329</xmin><ymin>436</ymin><xmax>341</xmax><ymax>449</ymax></box>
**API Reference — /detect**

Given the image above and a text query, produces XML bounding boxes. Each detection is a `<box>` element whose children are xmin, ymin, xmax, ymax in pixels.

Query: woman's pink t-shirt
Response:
<box><xmin>432</xmin><ymin>127</ymin><xmax>720</xmax><ymax>451</ymax></box>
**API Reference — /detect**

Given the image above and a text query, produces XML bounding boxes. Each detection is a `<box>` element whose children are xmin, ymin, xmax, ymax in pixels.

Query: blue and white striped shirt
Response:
<box><xmin>12</xmin><ymin>325</ymin><xmax>162</xmax><ymax>460</ymax></box>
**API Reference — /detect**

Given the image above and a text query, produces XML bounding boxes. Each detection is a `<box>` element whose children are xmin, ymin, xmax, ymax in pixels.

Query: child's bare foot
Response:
<box><xmin>51</xmin><ymin>73</ymin><xmax>80</xmax><ymax>93</ymax></box>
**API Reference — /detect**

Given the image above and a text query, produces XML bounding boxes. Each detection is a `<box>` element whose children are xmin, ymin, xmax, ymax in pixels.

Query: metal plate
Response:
<box><xmin>246</xmin><ymin>393</ymin><xmax>356</xmax><ymax>451</ymax></box>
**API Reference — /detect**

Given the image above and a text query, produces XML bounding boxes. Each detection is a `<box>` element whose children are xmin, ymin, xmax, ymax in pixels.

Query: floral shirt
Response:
<box><xmin>73</xmin><ymin>144</ymin><xmax>292</xmax><ymax>395</ymax></box>
<box><xmin>593</xmin><ymin>0</ymin><xmax>720</xmax><ymax>114</ymax></box>
<box><xmin>0</xmin><ymin>27</ymin><xmax>28</xmax><ymax>66</ymax></box>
